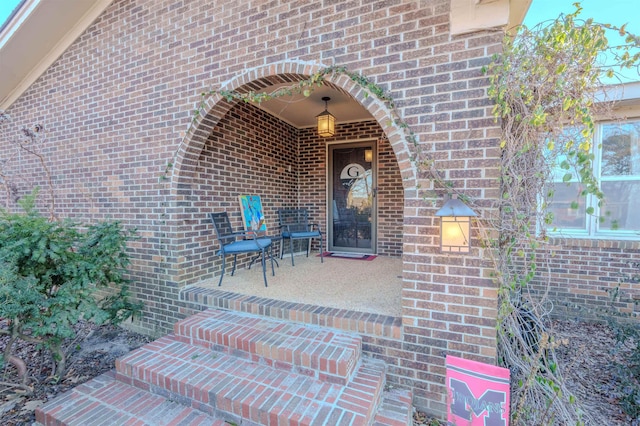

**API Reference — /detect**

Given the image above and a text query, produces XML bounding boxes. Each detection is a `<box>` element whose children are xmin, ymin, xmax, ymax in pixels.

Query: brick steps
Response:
<box><xmin>35</xmin><ymin>371</ymin><xmax>227</xmax><ymax>426</ymax></box>
<box><xmin>114</xmin><ymin>334</ymin><xmax>385</xmax><ymax>424</ymax></box>
<box><xmin>36</xmin><ymin>309</ymin><xmax>412</xmax><ymax>425</ymax></box>
<box><xmin>373</xmin><ymin>389</ymin><xmax>414</xmax><ymax>426</ymax></box>
<box><xmin>173</xmin><ymin>309</ymin><xmax>362</xmax><ymax>384</ymax></box>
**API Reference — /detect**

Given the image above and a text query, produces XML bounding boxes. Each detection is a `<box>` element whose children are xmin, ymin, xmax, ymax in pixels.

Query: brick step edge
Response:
<box><xmin>373</xmin><ymin>388</ymin><xmax>414</xmax><ymax>426</ymax></box>
<box><xmin>35</xmin><ymin>371</ymin><xmax>230</xmax><ymax>426</ymax></box>
<box><xmin>115</xmin><ymin>335</ymin><xmax>387</xmax><ymax>425</ymax></box>
<box><xmin>174</xmin><ymin>308</ymin><xmax>362</xmax><ymax>384</ymax></box>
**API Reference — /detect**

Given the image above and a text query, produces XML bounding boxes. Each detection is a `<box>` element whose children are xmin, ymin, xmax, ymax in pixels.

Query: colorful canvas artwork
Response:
<box><xmin>238</xmin><ymin>195</ymin><xmax>267</xmax><ymax>234</ymax></box>
<box><xmin>446</xmin><ymin>355</ymin><xmax>510</xmax><ymax>426</ymax></box>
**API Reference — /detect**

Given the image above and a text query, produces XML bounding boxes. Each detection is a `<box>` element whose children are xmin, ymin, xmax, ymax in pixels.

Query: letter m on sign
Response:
<box><xmin>446</xmin><ymin>355</ymin><xmax>511</xmax><ymax>426</ymax></box>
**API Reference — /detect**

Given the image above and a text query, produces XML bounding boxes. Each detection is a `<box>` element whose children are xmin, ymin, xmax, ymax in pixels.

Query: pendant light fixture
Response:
<box><xmin>316</xmin><ymin>96</ymin><xmax>335</xmax><ymax>137</ymax></box>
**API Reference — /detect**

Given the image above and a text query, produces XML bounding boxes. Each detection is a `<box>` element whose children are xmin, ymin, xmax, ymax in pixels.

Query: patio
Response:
<box><xmin>190</xmin><ymin>253</ymin><xmax>404</xmax><ymax>318</ymax></box>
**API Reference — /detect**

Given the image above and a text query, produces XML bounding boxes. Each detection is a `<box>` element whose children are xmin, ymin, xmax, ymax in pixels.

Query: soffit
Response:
<box><xmin>255</xmin><ymin>83</ymin><xmax>373</xmax><ymax>129</ymax></box>
<box><xmin>450</xmin><ymin>0</ymin><xmax>532</xmax><ymax>35</ymax></box>
<box><xmin>0</xmin><ymin>0</ymin><xmax>114</xmax><ymax>110</ymax></box>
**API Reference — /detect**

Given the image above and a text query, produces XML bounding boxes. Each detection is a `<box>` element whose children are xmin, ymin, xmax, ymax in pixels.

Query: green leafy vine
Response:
<box><xmin>163</xmin><ymin>65</ymin><xmax>449</xmax><ymax>198</ymax></box>
<box><xmin>485</xmin><ymin>3</ymin><xmax>640</xmax><ymax>424</ymax></box>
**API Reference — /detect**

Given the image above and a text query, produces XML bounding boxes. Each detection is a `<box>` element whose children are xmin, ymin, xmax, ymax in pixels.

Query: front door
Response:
<box><xmin>328</xmin><ymin>141</ymin><xmax>376</xmax><ymax>254</ymax></box>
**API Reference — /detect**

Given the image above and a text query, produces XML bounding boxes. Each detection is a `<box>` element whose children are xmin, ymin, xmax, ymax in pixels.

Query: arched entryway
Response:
<box><xmin>168</xmin><ymin>61</ymin><xmax>417</xmax><ymax>318</ymax></box>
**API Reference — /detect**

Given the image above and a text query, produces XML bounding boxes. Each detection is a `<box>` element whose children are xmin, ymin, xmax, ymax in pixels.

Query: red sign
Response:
<box><xmin>446</xmin><ymin>355</ymin><xmax>510</xmax><ymax>426</ymax></box>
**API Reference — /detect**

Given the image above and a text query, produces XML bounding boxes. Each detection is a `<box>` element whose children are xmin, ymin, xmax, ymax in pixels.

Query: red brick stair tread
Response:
<box><xmin>116</xmin><ymin>335</ymin><xmax>386</xmax><ymax>424</ymax></box>
<box><xmin>35</xmin><ymin>372</ymin><xmax>227</xmax><ymax>426</ymax></box>
<box><xmin>37</xmin><ymin>309</ymin><xmax>403</xmax><ymax>426</ymax></box>
<box><xmin>174</xmin><ymin>309</ymin><xmax>361</xmax><ymax>382</ymax></box>
<box><xmin>373</xmin><ymin>388</ymin><xmax>414</xmax><ymax>426</ymax></box>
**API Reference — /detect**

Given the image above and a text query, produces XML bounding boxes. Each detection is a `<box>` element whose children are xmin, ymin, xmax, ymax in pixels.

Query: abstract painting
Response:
<box><xmin>238</xmin><ymin>195</ymin><xmax>267</xmax><ymax>234</ymax></box>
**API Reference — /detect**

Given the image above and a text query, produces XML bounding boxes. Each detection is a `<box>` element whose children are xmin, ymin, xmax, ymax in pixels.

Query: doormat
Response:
<box><xmin>319</xmin><ymin>252</ymin><xmax>377</xmax><ymax>261</ymax></box>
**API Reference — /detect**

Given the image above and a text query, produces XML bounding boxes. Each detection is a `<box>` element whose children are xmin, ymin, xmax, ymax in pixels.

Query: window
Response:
<box><xmin>549</xmin><ymin>119</ymin><xmax>640</xmax><ymax>238</ymax></box>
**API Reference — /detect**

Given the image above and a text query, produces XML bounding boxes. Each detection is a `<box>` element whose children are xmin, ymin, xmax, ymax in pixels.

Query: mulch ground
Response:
<box><xmin>413</xmin><ymin>319</ymin><xmax>635</xmax><ymax>425</ymax></box>
<box><xmin>0</xmin><ymin>322</ymin><xmax>152</xmax><ymax>426</ymax></box>
<box><xmin>545</xmin><ymin>319</ymin><xmax>633</xmax><ymax>425</ymax></box>
<box><xmin>0</xmin><ymin>319</ymin><xmax>635</xmax><ymax>425</ymax></box>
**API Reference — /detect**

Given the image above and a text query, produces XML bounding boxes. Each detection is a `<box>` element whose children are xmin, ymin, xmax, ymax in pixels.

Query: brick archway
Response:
<box><xmin>170</xmin><ymin>60</ymin><xmax>417</xmax><ymax>192</ymax></box>
<box><xmin>165</xmin><ymin>60</ymin><xmax>414</xmax><ymax>289</ymax></box>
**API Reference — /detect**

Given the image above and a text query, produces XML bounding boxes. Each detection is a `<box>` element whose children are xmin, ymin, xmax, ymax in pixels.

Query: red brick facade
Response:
<box><xmin>0</xmin><ymin>0</ymin><xmax>504</xmax><ymax>415</ymax></box>
<box><xmin>530</xmin><ymin>238</ymin><xmax>640</xmax><ymax>321</ymax></box>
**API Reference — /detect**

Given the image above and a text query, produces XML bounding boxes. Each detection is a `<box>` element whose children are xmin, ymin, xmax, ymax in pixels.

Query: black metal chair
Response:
<box><xmin>209</xmin><ymin>212</ymin><xmax>274</xmax><ymax>287</ymax></box>
<box><xmin>277</xmin><ymin>208</ymin><xmax>323</xmax><ymax>266</ymax></box>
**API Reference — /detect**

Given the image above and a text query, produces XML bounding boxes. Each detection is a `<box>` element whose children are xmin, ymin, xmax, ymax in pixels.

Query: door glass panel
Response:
<box><xmin>331</xmin><ymin>145</ymin><xmax>374</xmax><ymax>251</ymax></box>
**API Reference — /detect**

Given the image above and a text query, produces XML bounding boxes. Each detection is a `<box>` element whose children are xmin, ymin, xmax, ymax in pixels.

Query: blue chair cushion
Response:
<box><xmin>222</xmin><ymin>238</ymin><xmax>271</xmax><ymax>254</ymax></box>
<box><xmin>283</xmin><ymin>231</ymin><xmax>320</xmax><ymax>239</ymax></box>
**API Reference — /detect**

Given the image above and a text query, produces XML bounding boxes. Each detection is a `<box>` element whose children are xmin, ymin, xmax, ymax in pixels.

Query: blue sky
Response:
<box><xmin>523</xmin><ymin>0</ymin><xmax>639</xmax><ymax>38</ymax></box>
<box><xmin>524</xmin><ymin>0</ymin><xmax>637</xmax><ymax>30</ymax></box>
<box><xmin>0</xmin><ymin>0</ymin><xmax>21</xmax><ymax>28</ymax></box>
<box><xmin>523</xmin><ymin>0</ymin><xmax>639</xmax><ymax>82</ymax></box>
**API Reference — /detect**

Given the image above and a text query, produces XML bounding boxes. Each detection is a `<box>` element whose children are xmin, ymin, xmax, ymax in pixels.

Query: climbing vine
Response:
<box><xmin>164</xmin><ymin>65</ymin><xmax>449</xmax><ymax>194</ymax></box>
<box><xmin>0</xmin><ymin>113</ymin><xmax>57</xmax><ymax>219</ymax></box>
<box><xmin>485</xmin><ymin>3</ymin><xmax>640</xmax><ymax>425</ymax></box>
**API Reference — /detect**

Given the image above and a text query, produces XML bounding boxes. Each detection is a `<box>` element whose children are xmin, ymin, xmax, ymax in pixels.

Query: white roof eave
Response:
<box><xmin>0</xmin><ymin>0</ymin><xmax>114</xmax><ymax>111</ymax></box>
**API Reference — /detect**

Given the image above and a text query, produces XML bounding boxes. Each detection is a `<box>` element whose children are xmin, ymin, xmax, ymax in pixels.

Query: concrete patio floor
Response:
<box><xmin>194</xmin><ymin>253</ymin><xmax>404</xmax><ymax>318</ymax></box>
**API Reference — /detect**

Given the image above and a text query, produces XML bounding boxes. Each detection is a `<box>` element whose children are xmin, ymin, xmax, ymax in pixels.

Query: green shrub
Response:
<box><xmin>0</xmin><ymin>190</ymin><xmax>142</xmax><ymax>383</ymax></box>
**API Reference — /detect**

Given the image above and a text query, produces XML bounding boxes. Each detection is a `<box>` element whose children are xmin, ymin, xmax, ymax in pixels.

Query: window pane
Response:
<box><xmin>550</xmin><ymin>153</ymin><xmax>578</xmax><ymax>182</ymax></box>
<box><xmin>599</xmin><ymin>180</ymin><xmax>640</xmax><ymax>231</ymax></box>
<box><xmin>548</xmin><ymin>182</ymin><xmax>587</xmax><ymax>229</ymax></box>
<box><xmin>548</xmin><ymin>126</ymin><xmax>588</xmax><ymax>182</ymax></box>
<box><xmin>601</xmin><ymin>121</ymin><xmax>640</xmax><ymax>177</ymax></box>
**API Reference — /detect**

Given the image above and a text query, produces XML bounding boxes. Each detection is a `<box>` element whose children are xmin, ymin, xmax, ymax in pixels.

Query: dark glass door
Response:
<box><xmin>328</xmin><ymin>142</ymin><xmax>376</xmax><ymax>253</ymax></box>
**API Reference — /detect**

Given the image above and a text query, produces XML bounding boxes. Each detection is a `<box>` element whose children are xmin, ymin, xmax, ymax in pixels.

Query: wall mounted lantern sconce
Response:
<box><xmin>316</xmin><ymin>96</ymin><xmax>335</xmax><ymax>137</ymax></box>
<box><xmin>364</xmin><ymin>149</ymin><xmax>373</xmax><ymax>162</ymax></box>
<box><xmin>434</xmin><ymin>194</ymin><xmax>477</xmax><ymax>253</ymax></box>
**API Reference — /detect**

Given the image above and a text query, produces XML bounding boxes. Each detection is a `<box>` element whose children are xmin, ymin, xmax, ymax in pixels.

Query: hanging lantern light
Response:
<box><xmin>434</xmin><ymin>194</ymin><xmax>477</xmax><ymax>253</ymax></box>
<box><xmin>316</xmin><ymin>96</ymin><xmax>335</xmax><ymax>137</ymax></box>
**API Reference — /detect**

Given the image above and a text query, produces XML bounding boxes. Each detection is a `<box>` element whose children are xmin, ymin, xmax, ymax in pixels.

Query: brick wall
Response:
<box><xmin>0</xmin><ymin>0</ymin><xmax>503</xmax><ymax>415</ymax></box>
<box><xmin>529</xmin><ymin>238</ymin><xmax>640</xmax><ymax>321</ymax></box>
<box><xmin>189</xmin><ymin>102</ymin><xmax>299</xmax><ymax>281</ymax></box>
